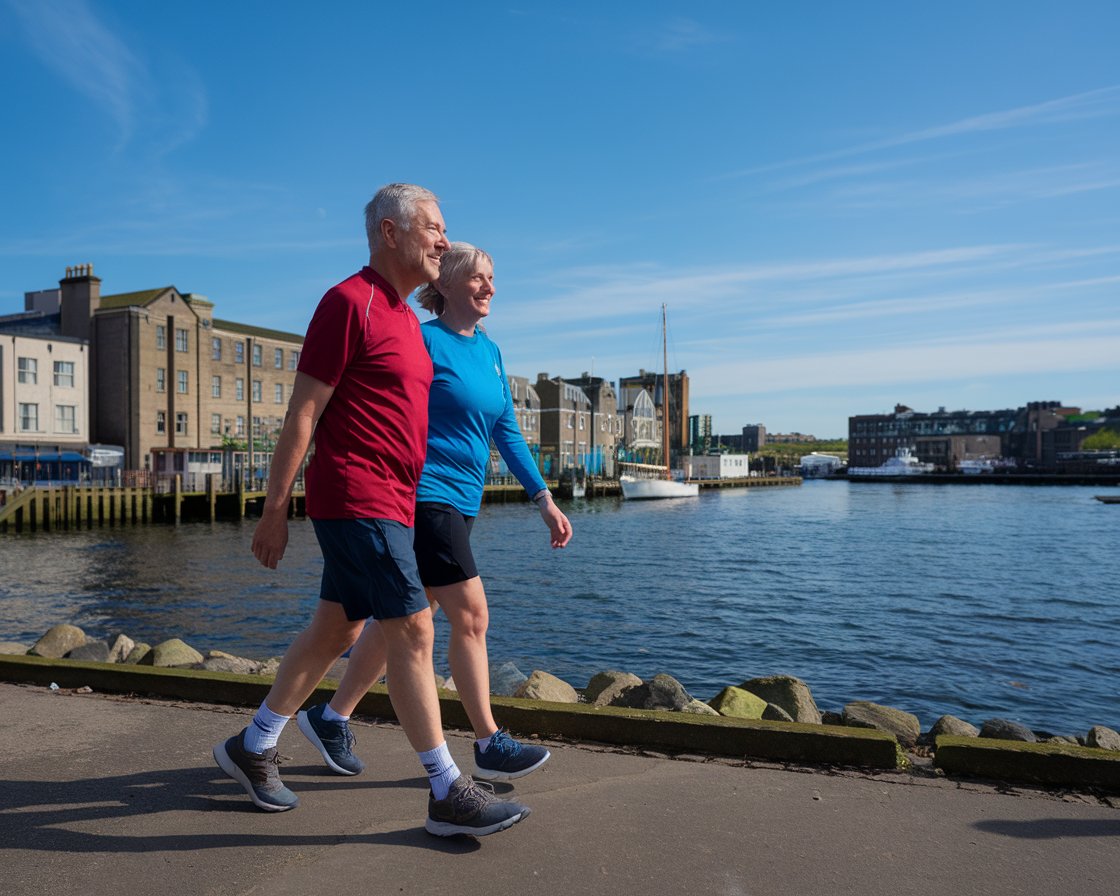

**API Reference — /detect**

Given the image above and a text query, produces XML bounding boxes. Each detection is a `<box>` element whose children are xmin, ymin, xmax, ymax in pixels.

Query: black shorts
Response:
<box><xmin>414</xmin><ymin>502</ymin><xmax>478</xmax><ymax>587</ymax></box>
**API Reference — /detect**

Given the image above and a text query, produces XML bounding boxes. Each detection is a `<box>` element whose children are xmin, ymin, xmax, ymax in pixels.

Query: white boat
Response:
<box><xmin>619</xmin><ymin>462</ymin><xmax>699</xmax><ymax>500</ymax></box>
<box><xmin>620</xmin><ymin>306</ymin><xmax>699</xmax><ymax>501</ymax></box>
<box><xmin>848</xmin><ymin>446</ymin><xmax>934</xmax><ymax>476</ymax></box>
<box><xmin>958</xmin><ymin>458</ymin><xmax>995</xmax><ymax>475</ymax></box>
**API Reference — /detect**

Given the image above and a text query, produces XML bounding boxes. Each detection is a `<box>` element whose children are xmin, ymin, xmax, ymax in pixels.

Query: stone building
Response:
<box><xmin>534</xmin><ymin>373</ymin><xmax>593</xmax><ymax>474</ymax></box>
<box><xmin>617</xmin><ymin>368</ymin><xmax>689</xmax><ymax>464</ymax></box>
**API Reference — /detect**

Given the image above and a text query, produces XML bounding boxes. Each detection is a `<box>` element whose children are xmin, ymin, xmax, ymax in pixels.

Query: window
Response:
<box><xmin>252</xmin><ymin>344</ymin><xmax>262</xmax><ymax>367</ymax></box>
<box><xmin>19</xmin><ymin>402</ymin><xmax>39</xmax><ymax>431</ymax></box>
<box><xmin>252</xmin><ymin>380</ymin><xmax>262</xmax><ymax>401</ymax></box>
<box><xmin>579</xmin><ymin>416</ymin><xmax>585</xmax><ymax>430</ymax></box>
<box><xmin>235</xmin><ymin>378</ymin><xmax>244</xmax><ymax>400</ymax></box>
<box><xmin>567</xmin><ymin>416</ymin><xmax>574</xmax><ymax>429</ymax></box>
<box><xmin>235</xmin><ymin>415</ymin><xmax>245</xmax><ymax>436</ymax></box>
<box><xmin>234</xmin><ymin>341</ymin><xmax>244</xmax><ymax>363</ymax></box>
<box><xmin>211</xmin><ymin>375</ymin><xmax>221</xmax><ymax>398</ymax></box>
<box><xmin>156</xmin><ymin>410</ymin><xmax>166</xmax><ymax>434</ymax></box>
<box><xmin>175</xmin><ymin>328</ymin><xmax>189</xmax><ymax>352</ymax></box>
<box><xmin>17</xmin><ymin>357</ymin><xmax>37</xmax><ymax>384</ymax></box>
<box><xmin>53</xmin><ymin>360</ymin><xmax>75</xmax><ymax>388</ymax></box>
<box><xmin>55</xmin><ymin>405</ymin><xmax>77</xmax><ymax>433</ymax></box>
<box><xmin>212</xmin><ymin>337</ymin><xmax>222</xmax><ymax>361</ymax></box>
<box><xmin>289</xmin><ymin>350</ymin><xmax>300</xmax><ymax>370</ymax></box>
<box><xmin>175</xmin><ymin>412</ymin><xmax>188</xmax><ymax>435</ymax></box>
<box><xmin>156</xmin><ymin>368</ymin><xmax>166</xmax><ymax>393</ymax></box>
<box><xmin>274</xmin><ymin>383</ymin><xmax>284</xmax><ymax>404</ymax></box>
<box><xmin>211</xmin><ymin>413</ymin><xmax>222</xmax><ymax>434</ymax></box>
<box><xmin>177</xmin><ymin>370</ymin><xmax>189</xmax><ymax>394</ymax></box>
<box><xmin>156</xmin><ymin>325</ymin><xmax>166</xmax><ymax>349</ymax></box>
<box><xmin>274</xmin><ymin>348</ymin><xmax>283</xmax><ymax>368</ymax></box>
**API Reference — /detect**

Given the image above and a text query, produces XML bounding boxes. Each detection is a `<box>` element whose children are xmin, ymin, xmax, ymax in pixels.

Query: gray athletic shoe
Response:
<box><xmin>213</xmin><ymin>727</ymin><xmax>299</xmax><ymax>812</ymax></box>
<box><xmin>425</xmin><ymin>774</ymin><xmax>530</xmax><ymax>837</ymax></box>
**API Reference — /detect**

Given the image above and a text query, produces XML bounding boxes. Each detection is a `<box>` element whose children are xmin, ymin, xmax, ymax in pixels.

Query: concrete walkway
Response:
<box><xmin>1</xmin><ymin>681</ymin><xmax>1118</xmax><ymax>896</ymax></box>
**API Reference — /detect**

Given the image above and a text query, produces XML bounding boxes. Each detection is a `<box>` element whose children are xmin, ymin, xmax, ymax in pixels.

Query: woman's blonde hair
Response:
<box><xmin>415</xmin><ymin>241</ymin><xmax>493</xmax><ymax>316</ymax></box>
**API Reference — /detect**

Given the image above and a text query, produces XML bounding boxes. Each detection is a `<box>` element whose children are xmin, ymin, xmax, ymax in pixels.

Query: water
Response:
<box><xmin>2</xmin><ymin>481</ymin><xmax>1118</xmax><ymax>734</ymax></box>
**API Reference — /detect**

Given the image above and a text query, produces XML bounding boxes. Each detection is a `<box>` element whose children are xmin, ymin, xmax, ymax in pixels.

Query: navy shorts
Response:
<box><xmin>414</xmin><ymin>502</ymin><xmax>478</xmax><ymax>587</ymax></box>
<box><xmin>311</xmin><ymin>518</ymin><xmax>430</xmax><ymax>621</ymax></box>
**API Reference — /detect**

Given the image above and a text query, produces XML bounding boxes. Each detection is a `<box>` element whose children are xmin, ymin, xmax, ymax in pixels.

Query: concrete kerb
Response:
<box><xmin>935</xmin><ymin>735</ymin><xmax>1120</xmax><ymax>791</ymax></box>
<box><xmin>0</xmin><ymin>654</ymin><xmax>899</xmax><ymax>769</ymax></box>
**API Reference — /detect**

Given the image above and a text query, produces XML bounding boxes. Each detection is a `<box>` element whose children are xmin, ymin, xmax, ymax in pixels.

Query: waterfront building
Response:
<box><xmin>0</xmin><ymin>328</ymin><xmax>90</xmax><ymax>482</ymax></box>
<box><xmin>618</xmin><ymin>368</ymin><xmax>689</xmax><ymax>464</ymax></box>
<box><xmin>487</xmin><ymin>374</ymin><xmax>543</xmax><ymax>481</ymax></box>
<box><xmin>847</xmin><ymin>401</ymin><xmax>1100</xmax><ymax>471</ymax></box>
<box><xmin>689</xmin><ymin>414</ymin><xmax>713</xmax><ymax>455</ymax></box>
<box><xmin>1</xmin><ymin>265</ymin><xmax>303</xmax><ymax>477</ymax></box>
<box><xmin>562</xmin><ymin>372</ymin><xmax>622</xmax><ymax>476</ymax></box>
<box><xmin>621</xmin><ymin>388</ymin><xmax>661</xmax><ymax>464</ymax></box>
<box><xmin>740</xmin><ymin>423</ymin><xmax>766</xmax><ymax>452</ymax></box>
<box><xmin>534</xmin><ymin>373</ymin><xmax>593</xmax><ymax>475</ymax></box>
<box><xmin>683</xmin><ymin>453</ymin><xmax>749</xmax><ymax>480</ymax></box>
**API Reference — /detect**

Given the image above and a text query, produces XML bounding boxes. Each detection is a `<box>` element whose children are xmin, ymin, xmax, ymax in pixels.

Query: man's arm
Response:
<box><xmin>251</xmin><ymin>371</ymin><xmax>335</xmax><ymax>569</ymax></box>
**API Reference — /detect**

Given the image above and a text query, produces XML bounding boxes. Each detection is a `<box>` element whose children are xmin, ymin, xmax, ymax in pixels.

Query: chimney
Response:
<box><xmin>60</xmin><ymin>263</ymin><xmax>101</xmax><ymax>340</ymax></box>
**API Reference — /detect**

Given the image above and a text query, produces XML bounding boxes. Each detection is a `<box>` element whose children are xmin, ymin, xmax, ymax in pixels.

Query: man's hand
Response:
<box><xmin>251</xmin><ymin>507</ymin><xmax>290</xmax><ymax>569</ymax></box>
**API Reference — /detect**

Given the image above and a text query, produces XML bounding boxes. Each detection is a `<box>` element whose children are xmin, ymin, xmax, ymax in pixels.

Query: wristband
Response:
<box><xmin>531</xmin><ymin>488</ymin><xmax>550</xmax><ymax>507</ymax></box>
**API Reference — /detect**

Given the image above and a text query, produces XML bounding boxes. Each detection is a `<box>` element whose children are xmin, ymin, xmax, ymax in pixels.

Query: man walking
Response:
<box><xmin>213</xmin><ymin>183</ymin><xmax>529</xmax><ymax>837</ymax></box>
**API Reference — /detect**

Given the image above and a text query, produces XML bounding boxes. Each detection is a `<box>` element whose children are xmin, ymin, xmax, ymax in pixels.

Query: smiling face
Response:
<box><xmin>392</xmin><ymin>199</ymin><xmax>449</xmax><ymax>285</ymax></box>
<box><xmin>440</xmin><ymin>257</ymin><xmax>495</xmax><ymax>323</ymax></box>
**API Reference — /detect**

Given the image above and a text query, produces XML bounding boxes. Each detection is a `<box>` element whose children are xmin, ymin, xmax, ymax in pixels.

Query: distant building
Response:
<box><xmin>688</xmin><ymin>414</ymin><xmax>712</xmax><ymax>454</ymax></box>
<box><xmin>564</xmin><ymin>372</ymin><xmax>622</xmax><ymax>476</ymax></box>
<box><xmin>847</xmin><ymin>402</ymin><xmax>1094</xmax><ymax>470</ymax></box>
<box><xmin>683</xmin><ymin>453</ymin><xmax>749</xmax><ymax>480</ymax></box>
<box><xmin>618</xmin><ymin>368</ymin><xmax>689</xmax><ymax>464</ymax></box>
<box><xmin>741</xmin><ymin>424</ymin><xmax>766</xmax><ymax>452</ymax></box>
<box><xmin>768</xmin><ymin>431</ymin><xmax>817</xmax><ymax>444</ymax></box>
<box><xmin>621</xmin><ymin>388</ymin><xmax>660</xmax><ymax>464</ymax></box>
<box><xmin>534</xmin><ymin>373</ymin><xmax>593</xmax><ymax>475</ymax></box>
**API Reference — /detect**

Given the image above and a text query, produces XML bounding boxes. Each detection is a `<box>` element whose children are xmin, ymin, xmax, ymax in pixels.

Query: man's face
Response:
<box><xmin>396</xmin><ymin>200</ymin><xmax>449</xmax><ymax>283</ymax></box>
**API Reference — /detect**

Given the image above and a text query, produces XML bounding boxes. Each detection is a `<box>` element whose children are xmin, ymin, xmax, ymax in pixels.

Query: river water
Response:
<box><xmin>2</xmin><ymin>481</ymin><xmax>1118</xmax><ymax>734</ymax></box>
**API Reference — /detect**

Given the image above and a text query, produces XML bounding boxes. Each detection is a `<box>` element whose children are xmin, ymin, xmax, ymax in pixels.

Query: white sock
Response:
<box><xmin>243</xmin><ymin>701</ymin><xmax>289</xmax><ymax>753</ymax></box>
<box><xmin>323</xmin><ymin>704</ymin><xmax>349</xmax><ymax>723</ymax></box>
<box><xmin>475</xmin><ymin>730</ymin><xmax>499</xmax><ymax>753</ymax></box>
<box><xmin>418</xmin><ymin>742</ymin><xmax>461</xmax><ymax>801</ymax></box>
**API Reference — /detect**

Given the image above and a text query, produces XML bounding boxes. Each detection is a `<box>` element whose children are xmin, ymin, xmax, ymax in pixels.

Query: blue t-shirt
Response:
<box><xmin>416</xmin><ymin>319</ymin><xmax>547</xmax><ymax>515</ymax></box>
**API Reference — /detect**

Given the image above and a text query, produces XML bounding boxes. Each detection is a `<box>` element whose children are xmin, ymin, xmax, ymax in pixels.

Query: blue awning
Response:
<box><xmin>0</xmin><ymin>451</ymin><xmax>89</xmax><ymax>463</ymax></box>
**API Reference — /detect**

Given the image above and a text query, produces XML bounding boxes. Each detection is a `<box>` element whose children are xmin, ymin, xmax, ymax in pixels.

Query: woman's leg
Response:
<box><xmin>428</xmin><ymin>576</ymin><xmax>498</xmax><ymax>739</ymax></box>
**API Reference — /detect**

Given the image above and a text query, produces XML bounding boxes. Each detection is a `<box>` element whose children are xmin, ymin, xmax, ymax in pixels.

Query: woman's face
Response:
<box><xmin>442</xmin><ymin>258</ymin><xmax>495</xmax><ymax>321</ymax></box>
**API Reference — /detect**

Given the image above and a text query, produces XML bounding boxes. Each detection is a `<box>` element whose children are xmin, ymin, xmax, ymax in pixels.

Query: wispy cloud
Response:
<box><xmin>630</xmin><ymin>16</ymin><xmax>732</xmax><ymax>53</ymax></box>
<box><xmin>725</xmin><ymin>84</ymin><xmax>1120</xmax><ymax>180</ymax></box>
<box><xmin>5</xmin><ymin>0</ymin><xmax>206</xmax><ymax>151</ymax></box>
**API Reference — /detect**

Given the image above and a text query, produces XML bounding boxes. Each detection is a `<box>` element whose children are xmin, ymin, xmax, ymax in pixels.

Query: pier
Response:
<box><xmin>1</xmin><ymin>473</ymin><xmax>801</xmax><ymax>534</ymax></box>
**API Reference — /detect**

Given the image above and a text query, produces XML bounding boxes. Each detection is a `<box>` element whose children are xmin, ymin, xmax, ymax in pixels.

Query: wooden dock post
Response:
<box><xmin>207</xmin><ymin>474</ymin><xmax>217</xmax><ymax>522</ymax></box>
<box><xmin>173</xmin><ymin>475</ymin><xmax>182</xmax><ymax>525</ymax></box>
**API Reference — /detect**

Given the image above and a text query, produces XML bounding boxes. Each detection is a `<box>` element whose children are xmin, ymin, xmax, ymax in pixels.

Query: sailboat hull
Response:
<box><xmin>619</xmin><ymin>476</ymin><xmax>699</xmax><ymax>500</ymax></box>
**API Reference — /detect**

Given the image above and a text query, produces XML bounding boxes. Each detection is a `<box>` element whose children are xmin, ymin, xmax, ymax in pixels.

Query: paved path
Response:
<box><xmin>1</xmin><ymin>682</ymin><xmax>1117</xmax><ymax>896</ymax></box>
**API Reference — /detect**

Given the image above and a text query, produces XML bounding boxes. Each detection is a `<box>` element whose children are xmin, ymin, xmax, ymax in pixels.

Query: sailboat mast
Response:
<box><xmin>662</xmin><ymin>303</ymin><xmax>670</xmax><ymax>480</ymax></box>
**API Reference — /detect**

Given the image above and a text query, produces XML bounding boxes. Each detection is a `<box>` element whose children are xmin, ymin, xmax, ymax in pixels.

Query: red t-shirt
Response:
<box><xmin>298</xmin><ymin>267</ymin><xmax>433</xmax><ymax>525</ymax></box>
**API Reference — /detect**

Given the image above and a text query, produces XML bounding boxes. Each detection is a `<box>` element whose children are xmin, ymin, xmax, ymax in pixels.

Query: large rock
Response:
<box><xmin>1086</xmin><ymin>726</ymin><xmax>1120</xmax><ymax>751</ymax></box>
<box><xmin>67</xmin><ymin>641</ymin><xmax>111</xmax><ymax>663</ymax></box>
<box><xmin>515</xmin><ymin>670</ymin><xmax>579</xmax><ymax>703</ymax></box>
<box><xmin>763</xmin><ymin>703</ymin><xmax>795</xmax><ymax>722</ymax></box>
<box><xmin>585</xmin><ymin>670</ymin><xmax>643</xmax><ymax>706</ymax></box>
<box><xmin>979</xmin><ymin>719</ymin><xmax>1037</xmax><ymax>743</ymax></box>
<box><xmin>139</xmin><ymin>638</ymin><xmax>203</xmax><ymax>667</ymax></box>
<box><xmin>199</xmin><ymin>651</ymin><xmax>259</xmax><ymax>675</ymax></box>
<box><xmin>489</xmin><ymin>661</ymin><xmax>528</xmax><ymax>697</ymax></box>
<box><xmin>30</xmin><ymin>624</ymin><xmax>86</xmax><ymax>658</ymax></box>
<box><xmin>708</xmin><ymin>686</ymin><xmax>766</xmax><ymax>720</ymax></box>
<box><xmin>738</xmin><ymin>675</ymin><xmax>821</xmax><ymax>724</ymax></box>
<box><xmin>107</xmin><ymin>634</ymin><xmax>135</xmax><ymax>664</ymax></box>
<box><xmin>683</xmin><ymin>699</ymin><xmax>720</xmax><ymax>716</ymax></box>
<box><xmin>843</xmin><ymin>701</ymin><xmax>921</xmax><ymax>748</ymax></box>
<box><xmin>929</xmin><ymin>715</ymin><xmax>980</xmax><ymax>739</ymax></box>
<box><xmin>0</xmin><ymin>642</ymin><xmax>29</xmax><ymax>655</ymax></box>
<box><xmin>124</xmin><ymin>643</ymin><xmax>151</xmax><ymax>664</ymax></box>
<box><xmin>611</xmin><ymin>674</ymin><xmax>692</xmax><ymax>711</ymax></box>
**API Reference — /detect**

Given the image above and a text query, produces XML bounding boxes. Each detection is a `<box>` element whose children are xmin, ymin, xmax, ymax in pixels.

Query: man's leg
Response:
<box><xmin>213</xmin><ymin>600</ymin><xmax>363</xmax><ymax>811</ymax></box>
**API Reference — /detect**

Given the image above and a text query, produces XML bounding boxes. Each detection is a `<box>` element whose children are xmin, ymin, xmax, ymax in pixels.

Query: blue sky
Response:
<box><xmin>2</xmin><ymin>1</ymin><xmax>1117</xmax><ymax>438</ymax></box>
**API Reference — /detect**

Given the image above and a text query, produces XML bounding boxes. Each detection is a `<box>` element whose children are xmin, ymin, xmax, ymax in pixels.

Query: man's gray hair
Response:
<box><xmin>365</xmin><ymin>183</ymin><xmax>439</xmax><ymax>252</ymax></box>
<box><xmin>416</xmin><ymin>241</ymin><xmax>493</xmax><ymax>316</ymax></box>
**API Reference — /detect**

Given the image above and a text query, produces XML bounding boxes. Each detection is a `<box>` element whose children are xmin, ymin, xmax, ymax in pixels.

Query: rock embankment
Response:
<box><xmin>4</xmin><ymin>623</ymin><xmax>1118</xmax><ymax>756</ymax></box>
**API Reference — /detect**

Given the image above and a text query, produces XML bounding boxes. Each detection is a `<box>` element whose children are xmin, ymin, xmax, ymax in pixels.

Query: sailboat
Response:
<box><xmin>619</xmin><ymin>305</ymin><xmax>700</xmax><ymax>500</ymax></box>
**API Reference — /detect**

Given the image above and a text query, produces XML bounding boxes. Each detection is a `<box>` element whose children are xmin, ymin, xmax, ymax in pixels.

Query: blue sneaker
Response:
<box><xmin>297</xmin><ymin>704</ymin><xmax>365</xmax><ymax>776</ymax></box>
<box><xmin>425</xmin><ymin>775</ymin><xmax>530</xmax><ymax>837</ymax></box>
<box><xmin>473</xmin><ymin>728</ymin><xmax>550</xmax><ymax>781</ymax></box>
<box><xmin>213</xmin><ymin>727</ymin><xmax>299</xmax><ymax>812</ymax></box>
